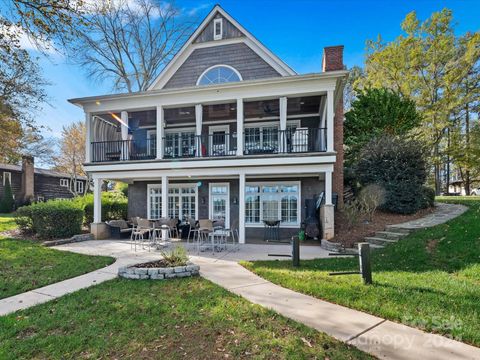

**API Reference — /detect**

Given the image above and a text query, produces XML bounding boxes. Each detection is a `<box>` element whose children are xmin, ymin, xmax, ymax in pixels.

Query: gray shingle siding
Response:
<box><xmin>163</xmin><ymin>43</ymin><xmax>282</xmax><ymax>89</ymax></box>
<box><xmin>194</xmin><ymin>13</ymin><xmax>244</xmax><ymax>43</ymax></box>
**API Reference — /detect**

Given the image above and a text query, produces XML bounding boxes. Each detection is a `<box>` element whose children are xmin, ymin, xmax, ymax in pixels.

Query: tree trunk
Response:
<box><xmin>434</xmin><ymin>143</ymin><xmax>442</xmax><ymax>195</ymax></box>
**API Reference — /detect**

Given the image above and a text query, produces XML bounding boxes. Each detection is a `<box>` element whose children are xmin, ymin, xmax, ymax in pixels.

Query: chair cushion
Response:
<box><xmin>108</xmin><ymin>220</ymin><xmax>128</xmax><ymax>229</ymax></box>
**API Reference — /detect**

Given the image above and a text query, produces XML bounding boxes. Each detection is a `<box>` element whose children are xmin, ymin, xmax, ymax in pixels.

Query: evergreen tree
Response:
<box><xmin>0</xmin><ymin>178</ymin><xmax>15</xmax><ymax>213</ymax></box>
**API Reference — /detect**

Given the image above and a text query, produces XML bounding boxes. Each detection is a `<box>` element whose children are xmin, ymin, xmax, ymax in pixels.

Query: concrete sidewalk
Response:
<box><xmin>195</xmin><ymin>256</ymin><xmax>480</xmax><ymax>360</ymax></box>
<box><xmin>1</xmin><ymin>240</ymin><xmax>479</xmax><ymax>359</ymax></box>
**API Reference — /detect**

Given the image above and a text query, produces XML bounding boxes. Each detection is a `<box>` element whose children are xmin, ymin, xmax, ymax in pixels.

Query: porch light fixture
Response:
<box><xmin>233</xmin><ymin>197</ymin><xmax>238</xmax><ymax>205</ymax></box>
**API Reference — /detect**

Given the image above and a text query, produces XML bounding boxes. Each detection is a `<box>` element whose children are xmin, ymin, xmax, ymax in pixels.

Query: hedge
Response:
<box><xmin>72</xmin><ymin>191</ymin><xmax>128</xmax><ymax>224</ymax></box>
<box><xmin>15</xmin><ymin>199</ymin><xmax>84</xmax><ymax>239</ymax></box>
<box><xmin>355</xmin><ymin>135</ymin><xmax>431</xmax><ymax>214</ymax></box>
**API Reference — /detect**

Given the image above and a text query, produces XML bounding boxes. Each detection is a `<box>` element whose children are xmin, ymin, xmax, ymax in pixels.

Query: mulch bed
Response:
<box><xmin>133</xmin><ymin>260</ymin><xmax>185</xmax><ymax>268</ymax></box>
<box><xmin>333</xmin><ymin>207</ymin><xmax>434</xmax><ymax>248</ymax></box>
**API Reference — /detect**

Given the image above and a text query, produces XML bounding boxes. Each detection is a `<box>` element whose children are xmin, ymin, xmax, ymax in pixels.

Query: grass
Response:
<box><xmin>242</xmin><ymin>197</ymin><xmax>480</xmax><ymax>346</ymax></box>
<box><xmin>0</xmin><ymin>213</ymin><xmax>16</xmax><ymax>232</ymax></box>
<box><xmin>0</xmin><ymin>213</ymin><xmax>114</xmax><ymax>299</ymax></box>
<box><xmin>0</xmin><ymin>277</ymin><xmax>372</xmax><ymax>360</ymax></box>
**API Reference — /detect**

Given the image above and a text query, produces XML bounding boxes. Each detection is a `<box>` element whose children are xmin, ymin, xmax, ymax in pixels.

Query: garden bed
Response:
<box><xmin>333</xmin><ymin>206</ymin><xmax>434</xmax><ymax>247</ymax></box>
<box><xmin>118</xmin><ymin>260</ymin><xmax>200</xmax><ymax>280</ymax></box>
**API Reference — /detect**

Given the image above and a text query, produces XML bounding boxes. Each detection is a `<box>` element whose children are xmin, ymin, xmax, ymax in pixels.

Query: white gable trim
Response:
<box><xmin>147</xmin><ymin>5</ymin><xmax>296</xmax><ymax>91</ymax></box>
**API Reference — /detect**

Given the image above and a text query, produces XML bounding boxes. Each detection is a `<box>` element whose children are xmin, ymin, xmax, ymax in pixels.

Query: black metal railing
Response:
<box><xmin>244</xmin><ymin>128</ymin><xmax>327</xmax><ymax>155</ymax></box>
<box><xmin>163</xmin><ymin>133</ymin><xmax>237</xmax><ymax>158</ymax></box>
<box><xmin>91</xmin><ymin>139</ymin><xmax>156</xmax><ymax>162</ymax></box>
<box><xmin>90</xmin><ymin>128</ymin><xmax>327</xmax><ymax>162</ymax></box>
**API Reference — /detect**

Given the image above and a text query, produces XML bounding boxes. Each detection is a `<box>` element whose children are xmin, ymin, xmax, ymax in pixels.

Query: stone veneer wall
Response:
<box><xmin>118</xmin><ymin>262</ymin><xmax>200</xmax><ymax>280</ymax></box>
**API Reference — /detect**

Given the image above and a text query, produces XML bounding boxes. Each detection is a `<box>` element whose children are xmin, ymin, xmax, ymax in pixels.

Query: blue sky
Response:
<box><xmin>32</xmin><ymin>0</ymin><xmax>480</xmax><ymax>140</ymax></box>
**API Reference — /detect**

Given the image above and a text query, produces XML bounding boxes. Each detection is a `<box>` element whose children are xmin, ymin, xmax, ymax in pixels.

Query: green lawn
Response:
<box><xmin>0</xmin><ymin>277</ymin><xmax>372</xmax><ymax>360</ymax></box>
<box><xmin>0</xmin><ymin>213</ymin><xmax>16</xmax><ymax>232</ymax></box>
<box><xmin>242</xmin><ymin>197</ymin><xmax>480</xmax><ymax>346</ymax></box>
<box><xmin>0</xmin><ymin>213</ymin><xmax>114</xmax><ymax>299</ymax></box>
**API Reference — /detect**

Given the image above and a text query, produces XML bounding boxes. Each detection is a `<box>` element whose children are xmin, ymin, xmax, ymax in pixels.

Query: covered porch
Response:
<box><xmin>89</xmin><ymin>164</ymin><xmax>335</xmax><ymax>244</ymax></box>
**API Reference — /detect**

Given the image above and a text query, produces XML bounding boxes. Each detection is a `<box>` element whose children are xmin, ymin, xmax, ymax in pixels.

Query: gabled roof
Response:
<box><xmin>147</xmin><ymin>4</ymin><xmax>296</xmax><ymax>90</ymax></box>
<box><xmin>0</xmin><ymin>163</ymin><xmax>87</xmax><ymax>180</ymax></box>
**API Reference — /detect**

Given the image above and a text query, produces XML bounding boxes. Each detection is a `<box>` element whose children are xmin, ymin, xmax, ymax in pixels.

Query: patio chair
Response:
<box><xmin>223</xmin><ymin>219</ymin><xmax>239</xmax><ymax>251</ymax></box>
<box><xmin>187</xmin><ymin>217</ymin><xmax>200</xmax><ymax>245</ymax></box>
<box><xmin>131</xmin><ymin>218</ymin><xmax>153</xmax><ymax>252</ymax></box>
<box><xmin>106</xmin><ymin>219</ymin><xmax>132</xmax><ymax>239</ymax></box>
<box><xmin>198</xmin><ymin>219</ymin><xmax>214</xmax><ymax>252</ymax></box>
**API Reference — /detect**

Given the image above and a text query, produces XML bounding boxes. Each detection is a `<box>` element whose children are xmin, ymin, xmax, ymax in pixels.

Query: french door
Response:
<box><xmin>209</xmin><ymin>183</ymin><xmax>230</xmax><ymax>227</ymax></box>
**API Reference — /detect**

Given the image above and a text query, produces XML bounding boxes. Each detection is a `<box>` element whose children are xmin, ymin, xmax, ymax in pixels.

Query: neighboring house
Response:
<box><xmin>69</xmin><ymin>5</ymin><xmax>347</xmax><ymax>242</ymax></box>
<box><xmin>0</xmin><ymin>156</ymin><xmax>87</xmax><ymax>204</ymax></box>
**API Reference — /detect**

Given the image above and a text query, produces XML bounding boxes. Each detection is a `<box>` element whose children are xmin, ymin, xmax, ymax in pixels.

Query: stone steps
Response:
<box><xmin>374</xmin><ymin>231</ymin><xmax>406</xmax><ymax>240</ymax></box>
<box><xmin>365</xmin><ymin>237</ymin><xmax>399</xmax><ymax>246</ymax></box>
<box><xmin>384</xmin><ymin>226</ymin><xmax>412</xmax><ymax>234</ymax></box>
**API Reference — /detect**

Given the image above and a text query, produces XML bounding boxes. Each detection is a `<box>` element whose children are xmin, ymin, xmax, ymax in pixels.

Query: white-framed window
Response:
<box><xmin>3</xmin><ymin>171</ymin><xmax>11</xmax><ymax>186</ymax></box>
<box><xmin>245</xmin><ymin>182</ymin><xmax>300</xmax><ymax>227</ymax></box>
<box><xmin>164</xmin><ymin>128</ymin><xmax>196</xmax><ymax>158</ymax></box>
<box><xmin>60</xmin><ymin>178</ymin><xmax>69</xmax><ymax>187</ymax></box>
<box><xmin>147</xmin><ymin>183</ymin><xmax>198</xmax><ymax>221</ymax></box>
<box><xmin>208</xmin><ymin>125</ymin><xmax>231</xmax><ymax>156</ymax></box>
<box><xmin>209</xmin><ymin>183</ymin><xmax>230</xmax><ymax>227</ymax></box>
<box><xmin>147</xmin><ymin>129</ymin><xmax>157</xmax><ymax>156</ymax></box>
<box><xmin>75</xmin><ymin>181</ymin><xmax>84</xmax><ymax>194</ymax></box>
<box><xmin>197</xmin><ymin>65</ymin><xmax>242</xmax><ymax>86</ymax></box>
<box><xmin>244</xmin><ymin>120</ymin><xmax>300</xmax><ymax>153</ymax></box>
<box><xmin>213</xmin><ymin>18</ymin><xmax>223</xmax><ymax>40</ymax></box>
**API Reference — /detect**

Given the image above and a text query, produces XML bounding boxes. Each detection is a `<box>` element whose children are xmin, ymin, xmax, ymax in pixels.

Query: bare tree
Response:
<box><xmin>69</xmin><ymin>0</ymin><xmax>195</xmax><ymax>92</ymax></box>
<box><xmin>53</xmin><ymin>121</ymin><xmax>87</xmax><ymax>196</ymax></box>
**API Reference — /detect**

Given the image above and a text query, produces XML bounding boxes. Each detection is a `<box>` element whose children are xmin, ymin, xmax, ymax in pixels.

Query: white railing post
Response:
<box><xmin>121</xmin><ymin>111</ymin><xmax>129</xmax><ymax>160</ymax></box>
<box><xmin>85</xmin><ymin>112</ymin><xmax>92</xmax><ymax>163</ymax></box>
<box><xmin>327</xmin><ymin>90</ymin><xmax>334</xmax><ymax>152</ymax></box>
<box><xmin>238</xmin><ymin>172</ymin><xmax>246</xmax><ymax>244</ymax></box>
<box><xmin>279</xmin><ymin>97</ymin><xmax>287</xmax><ymax>153</ymax></box>
<box><xmin>236</xmin><ymin>99</ymin><xmax>244</xmax><ymax>156</ymax></box>
<box><xmin>156</xmin><ymin>106</ymin><xmax>164</xmax><ymax>159</ymax></box>
<box><xmin>195</xmin><ymin>104</ymin><xmax>203</xmax><ymax>157</ymax></box>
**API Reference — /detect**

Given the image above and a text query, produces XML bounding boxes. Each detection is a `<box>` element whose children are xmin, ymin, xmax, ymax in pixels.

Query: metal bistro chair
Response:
<box><xmin>187</xmin><ymin>217</ymin><xmax>200</xmax><ymax>246</ymax></box>
<box><xmin>198</xmin><ymin>219</ymin><xmax>214</xmax><ymax>253</ymax></box>
<box><xmin>212</xmin><ymin>219</ymin><xmax>227</xmax><ymax>252</ymax></box>
<box><xmin>131</xmin><ymin>218</ymin><xmax>153</xmax><ymax>252</ymax></box>
<box><xmin>223</xmin><ymin>219</ymin><xmax>240</xmax><ymax>251</ymax></box>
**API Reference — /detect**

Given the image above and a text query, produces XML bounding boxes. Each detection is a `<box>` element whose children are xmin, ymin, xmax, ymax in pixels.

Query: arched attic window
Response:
<box><xmin>197</xmin><ymin>65</ymin><xmax>242</xmax><ymax>86</ymax></box>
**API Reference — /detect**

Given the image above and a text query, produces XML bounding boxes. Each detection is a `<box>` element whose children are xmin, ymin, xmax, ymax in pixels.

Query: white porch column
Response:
<box><xmin>85</xmin><ymin>112</ymin><xmax>92</xmax><ymax>163</ymax></box>
<box><xmin>93</xmin><ymin>178</ymin><xmax>102</xmax><ymax>223</ymax></box>
<box><xmin>120</xmin><ymin>111</ymin><xmax>129</xmax><ymax>160</ymax></box>
<box><xmin>320</xmin><ymin>170</ymin><xmax>334</xmax><ymax>240</ymax></box>
<box><xmin>161</xmin><ymin>175</ymin><xmax>168</xmax><ymax>218</ymax></box>
<box><xmin>238</xmin><ymin>172</ymin><xmax>246</xmax><ymax>244</ymax></box>
<box><xmin>195</xmin><ymin>104</ymin><xmax>203</xmax><ymax>157</ymax></box>
<box><xmin>236</xmin><ymin>98</ymin><xmax>244</xmax><ymax>156</ymax></box>
<box><xmin>156</xmin><ymin>106</ymin><xmax>165</xmax><ymax>159</ymax></box>
<box><xmin>325</xmin><ymin>170</ymin><xmax>332</xmax><ymax>205</ymax></box>
<box><xmin>326</xmin><ymin>90</ymin><xmax>334</xmax><ymax>152</ymax></box>
<box><xmin>279</xmin><ymin>96</ymin><xmax>287</xmax><ymax>153</ymax></box>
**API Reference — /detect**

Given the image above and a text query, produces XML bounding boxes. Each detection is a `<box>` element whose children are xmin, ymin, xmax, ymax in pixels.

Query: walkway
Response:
<box><xmin>1</xmin><ymin>202</ymin><xmax>476</xmax><ymax>359</ymax></box>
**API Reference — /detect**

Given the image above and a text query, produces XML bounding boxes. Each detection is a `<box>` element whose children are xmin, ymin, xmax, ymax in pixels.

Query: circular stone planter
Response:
<box><xmin>118</xmin><ymin>261</ymin><xmax>200</xmax><ymax>280</ymax></box>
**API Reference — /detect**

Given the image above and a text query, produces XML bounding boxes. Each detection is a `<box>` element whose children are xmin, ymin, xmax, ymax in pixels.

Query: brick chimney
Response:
<box><xmin>322</xmin><ymin>45</ymin><xmax>345</xmax><ymax>207</ymax></box>
<box><xmin>21</xmin><ymin>155</ymin><xmax>34</xmax><ymax>202</ymax></box>
<box><xmin>322</xmin><ymin>45</ymin><xmax>344</xmax><ymax>72</ymax></box>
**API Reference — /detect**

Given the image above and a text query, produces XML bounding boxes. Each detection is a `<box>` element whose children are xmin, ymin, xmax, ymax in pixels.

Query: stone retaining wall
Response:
<box><xmin>43</xmin><ymin>233</ymin><xmax>94</xmax><ymax>247</ymax></box>
<box><xmin>118</xmin><ymin>262</ymin><xmax>200</xmax><ymax>280</ymax></box>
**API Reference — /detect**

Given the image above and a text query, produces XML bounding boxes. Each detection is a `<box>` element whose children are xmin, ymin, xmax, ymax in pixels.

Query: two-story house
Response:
<box><xmin>69</xmin><ymin>5</ymin><xmax>347</xmax><ymax>243</ymax></box>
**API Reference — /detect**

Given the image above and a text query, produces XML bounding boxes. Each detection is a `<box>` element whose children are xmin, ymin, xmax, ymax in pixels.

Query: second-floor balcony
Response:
<box><xmin>90</xmin><ymin>128</ymin><xmax>327</xmax><ymax>163</ymax></box>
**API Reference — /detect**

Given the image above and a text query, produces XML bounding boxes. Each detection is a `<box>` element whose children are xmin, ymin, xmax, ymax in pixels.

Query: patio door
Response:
<box><xmin>209</xmin><ymin>125</ymin><xmax>230</xmax><ymax>156</ymax></box>
<box><xmin>209</xmin><ymin>183</ymin><xmax>230</xmax><ymax>227</ymax></box>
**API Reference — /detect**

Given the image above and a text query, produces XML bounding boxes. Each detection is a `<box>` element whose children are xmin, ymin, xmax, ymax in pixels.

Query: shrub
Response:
<box><xmin>419</xmin><ymin>186</ymin><xmax>435</xmax><ymax>209</ymax></box>
<box><xmin>355</xmin><ymin>135</ymin><xmax>428</xmax><ymax>214</ymax></box>
<box><xmin>0</xmin><ymin>178</ymin><xmax>15</xmax><ymax>213</ymax></box>
<box><xmin>114</xmin><ymin>182</ymin><xmax>129</xmax><ymax>197</ymax></box>
<box><xmin>73</xmin><ymin>191</ymin><xmax>128</xmax><ymax>224</ymax></box>
<box><xmin>15</xmin><ymin>199</ymin><xmax>84</xmax><ymax>239</ymax></box>
<box><xmin>14</xmin><ymin>206</ymin><xmax>33</xmax><ymax>233</ymax></box>
<box><xmin>160</xmin><ymin>246</ymin><xmax>188</xmax><ymax>267</ymax></box>
<box><xmin>357</xmin><ymin>184</ymin><xmax>386</xmax><ymax>221</ymax></box>
<box><xmin>342</xmin><ymin>200</ymin><xmax>363</xmax><ymax>230</ymax></box>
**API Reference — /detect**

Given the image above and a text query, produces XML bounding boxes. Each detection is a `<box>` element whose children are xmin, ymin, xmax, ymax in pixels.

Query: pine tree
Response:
<box><xmin>0</xmin><ymin>178</ymin><xmax>15</xmax><ymax>213</ymax></box>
